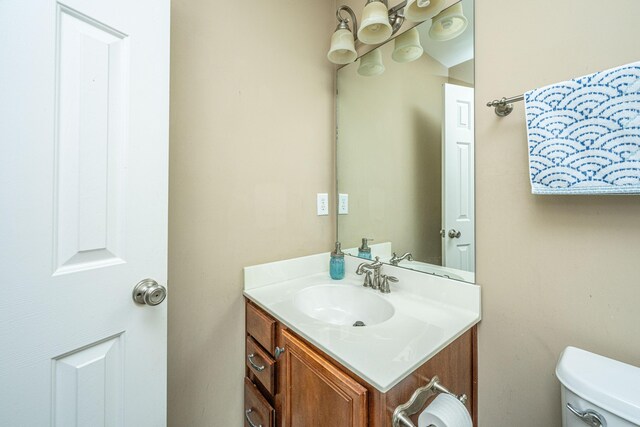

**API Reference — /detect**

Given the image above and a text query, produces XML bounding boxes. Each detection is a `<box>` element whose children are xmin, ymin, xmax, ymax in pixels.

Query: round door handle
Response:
<box><xmin>448</xmin><ymin>229</ymin><xmax>461</xmax><ymax>239</ymax></box>
<box><xmin>132</xmin><ymin>279</ymin><xmax>167</xmax><ymax>306</ymax></box>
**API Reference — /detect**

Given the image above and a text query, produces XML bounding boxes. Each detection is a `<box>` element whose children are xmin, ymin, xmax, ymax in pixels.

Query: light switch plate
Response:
<box><xmin>338</xmin><ymin>193</ymin><xmax>348</xmax><ymax>214</ymax></box>
<box><xmin>317</xmin><ymin>193</ymin><xmax>329</xmax><ymax>216</ymax></box>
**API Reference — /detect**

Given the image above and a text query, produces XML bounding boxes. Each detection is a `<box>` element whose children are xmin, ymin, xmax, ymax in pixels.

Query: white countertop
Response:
<box><xmin>244</xmin><ymin>253</ymin><xmax>481</xmax><ymax>392</ymax></box>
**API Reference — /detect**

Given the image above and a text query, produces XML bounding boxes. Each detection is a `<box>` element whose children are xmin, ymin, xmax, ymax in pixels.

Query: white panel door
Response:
<box><xmin>0</xmin><ymin>0</ymin><xmax>169</xmax><ymax>425</ymax></box>
<box><xmin>442</xmin><ymin>84</ymin><xmax>475</xmax><ymax>272</ymax></box>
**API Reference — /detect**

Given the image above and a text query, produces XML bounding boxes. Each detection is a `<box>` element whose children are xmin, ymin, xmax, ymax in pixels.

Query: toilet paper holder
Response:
<box><xmin>392</xmin><ymin>376</ymin><xmax>468</xmax><ymax>427</ymax></box>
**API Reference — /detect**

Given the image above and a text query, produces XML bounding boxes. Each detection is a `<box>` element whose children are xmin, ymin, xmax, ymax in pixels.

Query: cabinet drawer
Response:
<box><xmin>246</xmin><ymin>302</ymin><xmax>276</xmax><ymax>354</ymax></box>
<box><xmin>244</xmin><ymin>377</ymin><xmax>275</xmax><ymax>427</ymax></box>
<box><xmin>246</xmin><ymin>336</ymin><xmax>276</xmax><ymax>395</ymax></box>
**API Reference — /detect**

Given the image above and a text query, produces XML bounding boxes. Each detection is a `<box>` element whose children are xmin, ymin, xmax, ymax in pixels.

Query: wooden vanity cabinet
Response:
<box><xmin>245</xmin><ymin>299</ymin><xmax>478</xmax><ymax>427</ymax></box>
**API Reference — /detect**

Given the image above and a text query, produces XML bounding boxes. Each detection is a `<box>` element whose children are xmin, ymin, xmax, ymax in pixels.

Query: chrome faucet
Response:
<box><xmin>356</xmin><ymin>257</ymin><xmax>399</xmax><ymax>293</ymax></box>
<box><xmin>356</xmin><ymin>256</ymin><xmax>383</xmax><ymax>290</ymax></box>
<box><xmin>389</xmin><ymin>252</ymin><xmax>413</xmax><ymax>266</ymax></box>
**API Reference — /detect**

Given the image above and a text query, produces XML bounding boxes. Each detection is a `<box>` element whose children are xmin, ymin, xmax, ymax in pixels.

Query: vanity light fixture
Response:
<box><xmin>327</xmin><ymin>6</ymin><xmax>359</xmax><ymax>65</ymax></box>
<box><xmin>357</xmin><ymin>48</ymin><xmax>386</xmax><ymax>76</ymax></box>
<box><xmin>391</xmin><ymin>27</ymin><xmax>423</xmax><ymax>63</ymax></box>
<box><xmin>428</xmin><ymin>2</ymin><xmax>468</xmax><ymax>41</ymax></box>
<box><xmin>328</xmin><ymin>0</ymin><xmax>450</xmax><ymax>65</ymax></box>
<box><xmin>404</xmin><ymin>0</ymin><xmax>446</xmax><ymax>22</ymax></box>
<box><xmin>328</xmin><ymin>0</ymin><xmax>414</xmax><ymax>64</ymax></box>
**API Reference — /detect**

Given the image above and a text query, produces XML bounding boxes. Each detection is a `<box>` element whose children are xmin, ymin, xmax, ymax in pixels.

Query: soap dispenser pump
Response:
<box><xmin>358</xmin><ymin>238</ymin><xmax>373</xmax><ymax>260</ymax></box>
<box><xmin>330</xmin><ymin>242</ymin><xmax>345</xmax><ymax>280</ymax></box>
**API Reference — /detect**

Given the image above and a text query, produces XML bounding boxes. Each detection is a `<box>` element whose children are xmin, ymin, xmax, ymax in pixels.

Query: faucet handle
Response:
<box><xmin>380</xmin><ymin>275</ymin><xmax>398</xmax><ymax>293</ymax></box>
<box><xmin>363</xmin><ymin>271</ymin><xmax>373</xmax><ymax>288</ymax></box>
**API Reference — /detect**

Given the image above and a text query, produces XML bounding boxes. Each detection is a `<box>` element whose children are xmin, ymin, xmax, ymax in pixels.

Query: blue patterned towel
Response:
<box><xmin>524</xmin><ymin>62</ymin><xmax>640</xmax><ymax>194</ymax></box>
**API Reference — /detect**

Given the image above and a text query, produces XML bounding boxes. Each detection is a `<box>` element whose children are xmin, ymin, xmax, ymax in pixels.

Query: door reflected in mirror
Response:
<box><xmin>336</xmin><ymin>0</ymin><xmax>475</xmax><ymax>283</ymax></box>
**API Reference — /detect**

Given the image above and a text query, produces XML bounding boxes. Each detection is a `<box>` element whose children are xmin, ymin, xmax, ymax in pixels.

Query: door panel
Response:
<box><xmin>53</xmin><ymin>334</ymin><xmax>124</xmax><ymax>427</ymax></box>
<box><xmin>442</xmin><ymin>84</ymin><xmax>475</xmax><ymax>272</ymax></box>
<box><xmin>55</xmin><ymin>4</ymin><xmax>129</xmax><ymax>274</ymax></box>
<box><xmin>0</xmin><ymin>0</ymin><xmax>169</xmax><ymax>425</ymax></box>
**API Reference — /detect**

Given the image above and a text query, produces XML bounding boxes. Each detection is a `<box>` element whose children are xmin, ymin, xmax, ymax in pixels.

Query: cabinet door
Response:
<box><xmin>281</xmin><ymin>330</ymin><xmax>367</xmax><ymax>427</ymax></box>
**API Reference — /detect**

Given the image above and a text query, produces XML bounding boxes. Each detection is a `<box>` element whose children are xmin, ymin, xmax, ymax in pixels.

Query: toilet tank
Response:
<box><xmin>556</xmin><ymin>346</ymin><xmax>640</xmax><ymax>427</ymax></box>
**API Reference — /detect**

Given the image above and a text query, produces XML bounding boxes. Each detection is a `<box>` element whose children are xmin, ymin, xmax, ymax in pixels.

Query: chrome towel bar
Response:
<box><xmin>392</xmin><ymin>376</ymin><xmax>468</xmax><ymax>427</ymax></box>
<box><xmin>486</xmin><ymin>94</ymin><xmax>524</xmax><ymax>117</ymax></box>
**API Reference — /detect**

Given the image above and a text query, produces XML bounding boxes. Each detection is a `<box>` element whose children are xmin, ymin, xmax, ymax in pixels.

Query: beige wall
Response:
<box><xmin>168</xmin><ymin>0</ymin><xmax>335</xmax><ymax>425</ymax></box>
<box><xmin>449</xmin><ymin>59</ymin><xmax>474</xmax><ymax>86</ymax></box>
<box><xmin>476</xmin><ymin>0</ymin><xmax>640</xmax><ymax>425</ymax></box>
<box><xmin>169</xmin><ymin>0</ymin><xmax>640</xmax><ymax>425</ymax></box>
<box><xmin>337</xmin><ymin>42</ymin><xmax>448</xmax><ymax>264</ymax></box>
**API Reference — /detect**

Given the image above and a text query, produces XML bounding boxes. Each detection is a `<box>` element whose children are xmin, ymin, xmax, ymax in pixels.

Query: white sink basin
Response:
<box><xmin>293</xmin><ymin>284</ymin><xmax>394</xmax><ymax>326</ymax></box>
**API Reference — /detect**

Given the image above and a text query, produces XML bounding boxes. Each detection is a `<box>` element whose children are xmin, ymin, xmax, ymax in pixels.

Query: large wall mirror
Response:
<box><xmin>336</xmin><ymin>0</ymin><xmax>475</xmax><ymax>283</ymax></box>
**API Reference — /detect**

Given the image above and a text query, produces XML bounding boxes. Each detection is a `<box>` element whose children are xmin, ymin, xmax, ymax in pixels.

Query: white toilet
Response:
<box><xmin>556</xmin><ymin>346</ymin><xmax>640</xmax><ymax>426</ymax></box>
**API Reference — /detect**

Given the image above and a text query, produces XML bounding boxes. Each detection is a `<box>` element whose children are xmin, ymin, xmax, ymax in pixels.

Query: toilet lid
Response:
<box><xmin>556</xmin><ymin>346</ymin><xmax>640</xmax><ymax>424</ymax></box>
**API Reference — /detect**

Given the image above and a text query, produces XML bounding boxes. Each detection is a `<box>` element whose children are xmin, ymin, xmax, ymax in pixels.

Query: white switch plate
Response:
<box><xmin>317</xmin><ymin>193</ymin><xmax>329</xmax><ymax>216</ymax></box>
<box><xmin>338</xmin><ymin>193</ymin><xmax>348</xmax><ymax>214</ymax></box>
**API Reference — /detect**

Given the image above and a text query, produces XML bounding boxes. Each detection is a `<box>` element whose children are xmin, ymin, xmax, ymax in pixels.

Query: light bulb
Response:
<box><xmin>357</xmin><ymin>49</ymin><xmax>385</xmax><ymax>76</ymax></box>
<box><xmin>429</xmin><ymin>2</ymin><xmax>468</xmax><ymax>41</ymax></box>
<box><xmin>358</xmin><ymin>1</ymin><xmax>393</xmax><ymax>45</ymax></box>
<box><xmin>404</xmin><ymin>0</ymin><xmax>445</xmax><ymax>23</ymax></box>
<box><xmin>327</xmin><ymin>26</ymin><xmax>357</xmax><ymax>64</ymax></box>
<box><xmin>392</xmin><ymin>27</ymin><xmax>423</xmax><ymax>63</ymax></box>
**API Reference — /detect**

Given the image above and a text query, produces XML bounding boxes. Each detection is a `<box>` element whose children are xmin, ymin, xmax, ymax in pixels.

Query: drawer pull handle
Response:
<box><xmin>245</xmin><ymin>409</ymin><xmax>262</xmax><ymax>427</ymax></box>
<box><xmin>247</xmin><ymin>353</ymin><xmax>265</xmax><ymax>372</ymax></box>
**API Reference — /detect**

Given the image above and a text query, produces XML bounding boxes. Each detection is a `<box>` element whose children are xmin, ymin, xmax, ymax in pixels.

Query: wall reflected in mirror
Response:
<box><xmin>336</xmin><ymin>0</ymin><xmax>475</xmax><ymax>283</ymax></box>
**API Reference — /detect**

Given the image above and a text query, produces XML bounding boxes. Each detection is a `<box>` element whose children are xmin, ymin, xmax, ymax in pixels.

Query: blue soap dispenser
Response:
<box><xmin>330</xmin><ymin>242</ymin><xmax>345</xmax><ymax>280</ymax></box>
<box><xmin>358</xmin><ymin>238</ymin><xmax>372</xmax><ymax>260</ymax></box>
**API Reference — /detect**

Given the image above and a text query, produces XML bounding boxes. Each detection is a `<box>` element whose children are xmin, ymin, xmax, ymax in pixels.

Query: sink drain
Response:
<box><xmin>353</xmin><ymin>321</ymin><xmax>366</xmax><ymax>327</ymax></box>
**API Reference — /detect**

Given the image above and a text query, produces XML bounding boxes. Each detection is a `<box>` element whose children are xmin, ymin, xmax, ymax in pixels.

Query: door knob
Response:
<box><xmin>132</xmin><ymin>279</ymin><xmax>167</xmax><ymax>306</ymax></box>
<box><xmin>448</xmin><ymin>229</ymin><xmax>461</xmax><ymax>239</ymax></box>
